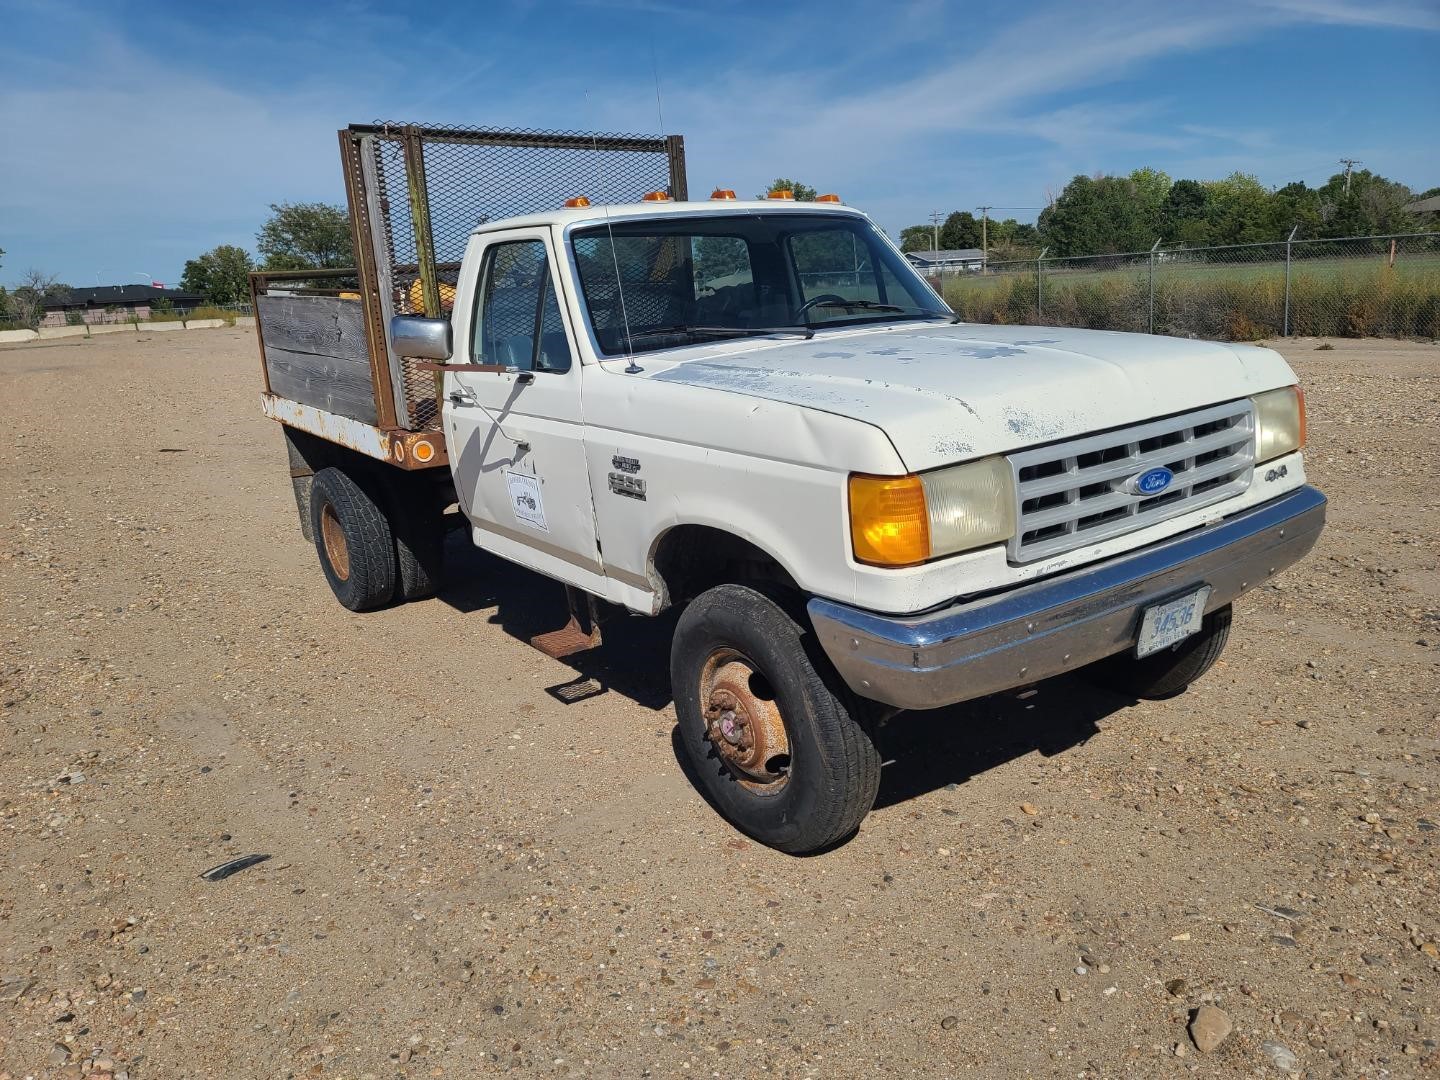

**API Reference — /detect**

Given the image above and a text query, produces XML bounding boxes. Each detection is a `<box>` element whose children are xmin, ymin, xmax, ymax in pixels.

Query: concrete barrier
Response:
<box><xmin>142</xmin><ymin>321</ymin><xmax>186</xmax><ymax>332</ymax></box>
<box><xmin>0</xmin><ymin>328</ymin><xmax>40</xmax><ymax>344</ymax></box>
<box><xmin>88</xmin><ymin>323</ymin><xmax>135</xmax><ymax>336</ymax></box>
<box><xmin>185</xmin><ymin>318</ymin><xmax>226</xmax><ymax>330</ymax></box>
<box><xmin>37</xmin><ymin>325</ymin><xmax>89</xmax><ymax>340</ymax></box>
<box><xmin>233</xmin><ymin>316</ymin><xmax>256</xmax><ymax>328</ymax></box>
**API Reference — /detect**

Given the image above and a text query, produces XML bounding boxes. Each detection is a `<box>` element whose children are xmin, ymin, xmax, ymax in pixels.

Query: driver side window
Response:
<box><xmin>472</xmin><ymin>239</ymin><xmax>573</xmax><ymax>372</ymax></box>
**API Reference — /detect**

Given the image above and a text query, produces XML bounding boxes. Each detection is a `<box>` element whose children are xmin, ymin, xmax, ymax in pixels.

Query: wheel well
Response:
<box><xmin>281</xmin><ymin>427</ymin><xmax>455</xmax><ymax>541</ymax></box>
<box><xmin>651</xmin><ymin>525</ymin><xmax>800</xmax><ymax>609</ymax></box>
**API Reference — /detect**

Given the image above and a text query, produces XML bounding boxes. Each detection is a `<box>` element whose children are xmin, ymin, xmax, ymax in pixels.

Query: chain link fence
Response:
<box><xmin>931</xmin><ymin>232</ymin><xmax>1440</xmax><ymax>340</ymax></box>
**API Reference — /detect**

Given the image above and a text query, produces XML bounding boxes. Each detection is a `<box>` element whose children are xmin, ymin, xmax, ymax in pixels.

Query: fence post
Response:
<box><xmin>1282</xmin><ymin>225</ymin><xmax>1298</xmax><ymax>337</ymax></box>
<box><xmin>1148</xmin><ymin>239</ymin><xmax>1162</xmax><ymax>334</ymax></box>
<box><xmin>1036</xmin><ymin>247</ymin><xmax>1048</xmax><ymax>321</ymax></box>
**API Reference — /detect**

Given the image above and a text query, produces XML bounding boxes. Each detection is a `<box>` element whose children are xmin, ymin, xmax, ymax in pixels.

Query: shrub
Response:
<box><xmin>185</xmin><ymin>305</ymin><xmax>239</xmax><ymax>325</ymax></box>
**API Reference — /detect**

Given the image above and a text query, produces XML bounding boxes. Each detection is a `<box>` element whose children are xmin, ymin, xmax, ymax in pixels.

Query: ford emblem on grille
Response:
<box><xmin>1124</xmin><ymin>466</ymin><xmax>1175</xmax><ymax>496</ymax></box>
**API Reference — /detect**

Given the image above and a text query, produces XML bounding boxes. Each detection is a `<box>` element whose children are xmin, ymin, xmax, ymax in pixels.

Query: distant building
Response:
<box><xmin>1403</xmin><ymin>194</ymin><xmax>1440</xmax><ymax>221</ymax></box>
<box><xmin>41</xmin><ymin>284</ymin><xmax>206</xmax><ymax>326</ymax></box>
<box><xmin>904</xmin><ymin>248</ymin><xmax>986</xmax><ymax>273</ymax></box>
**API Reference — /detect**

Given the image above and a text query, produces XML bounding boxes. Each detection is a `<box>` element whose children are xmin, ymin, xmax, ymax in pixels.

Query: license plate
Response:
<box><xmin>1135</xmin><ymin>586</ymin><xmax>1211</xmax><ymax>658</ymax></box>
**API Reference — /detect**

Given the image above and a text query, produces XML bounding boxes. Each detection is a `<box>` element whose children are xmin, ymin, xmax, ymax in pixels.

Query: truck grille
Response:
<box><xmin>1006</xmin><ymin>399</ymin><xmax>1255</xmax><ymax>564</ymax></box>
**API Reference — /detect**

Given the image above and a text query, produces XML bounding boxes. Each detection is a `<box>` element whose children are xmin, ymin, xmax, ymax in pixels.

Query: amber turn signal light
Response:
<box><xmin>848</xmin><ymin>474</ymin><xmax>930</xmax><ymax>567</ymax></box>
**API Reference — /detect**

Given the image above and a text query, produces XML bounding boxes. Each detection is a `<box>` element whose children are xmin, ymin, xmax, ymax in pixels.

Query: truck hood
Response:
<box><xmin>644</xmin><ymin>323</ymin><xmax>1297</xmax><ymax>472</ymax></box>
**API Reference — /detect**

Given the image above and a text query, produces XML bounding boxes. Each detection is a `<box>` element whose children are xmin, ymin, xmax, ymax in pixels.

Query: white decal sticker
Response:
<box><xmin>503</xmin><ymin>470</ymin><xmax>549</xmax><ymax>532</ymax></box>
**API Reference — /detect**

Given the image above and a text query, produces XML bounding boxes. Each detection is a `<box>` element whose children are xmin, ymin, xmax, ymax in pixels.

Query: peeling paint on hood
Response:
<box><xmin>645</xmin><ymin>322</ymin><xmax>1297</xmax><ymax>472</ymax></box>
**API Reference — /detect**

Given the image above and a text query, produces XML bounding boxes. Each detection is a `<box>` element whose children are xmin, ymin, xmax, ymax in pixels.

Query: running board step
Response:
<box><xmin>530</xmin><ymin>587</ymin><xmax>603</xmax><ymax>659</ymax></box>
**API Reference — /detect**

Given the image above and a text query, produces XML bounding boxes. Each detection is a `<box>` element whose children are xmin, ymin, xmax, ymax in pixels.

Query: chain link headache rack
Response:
<box><xmin>339</xmin><ymin>122</ymin><xmax>687</xmax><ymax>432</ymax></box>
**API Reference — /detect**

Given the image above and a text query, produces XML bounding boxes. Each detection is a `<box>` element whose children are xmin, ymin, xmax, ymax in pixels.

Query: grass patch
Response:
<box><xmin>943</xmin><ymin>257</ymin><xmax>1440</xmax><ymax>340</ymax></box>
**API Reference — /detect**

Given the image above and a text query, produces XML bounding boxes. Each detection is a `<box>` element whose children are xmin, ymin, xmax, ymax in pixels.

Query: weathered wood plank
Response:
<box><xmin>257</xmin><ymin>294</ymin><xmax>370</xmax><ymax>364</ymax></box>
<box><xmin>264</xmin><ymin>345</ymin><xmax>378</xmax><ymax>423</ymax></box>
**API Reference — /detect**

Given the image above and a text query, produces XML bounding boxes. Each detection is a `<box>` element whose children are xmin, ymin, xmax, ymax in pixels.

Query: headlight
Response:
<box><xmin>849</xmin><ymin>457</ymin><xmax>1016</xmax><ymax>567</ymax></box>
<box><xmin>1252</xmin><ymin>385</ymin><xmax>1306</xmax><ymax>464</ymax></box>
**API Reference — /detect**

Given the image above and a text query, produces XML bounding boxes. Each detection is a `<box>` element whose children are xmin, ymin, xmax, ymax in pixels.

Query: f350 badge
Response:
<box><xmin>1122</xmin><ymin>465</ymin><xmax>1174</xmax><ymax>497</ymax></box>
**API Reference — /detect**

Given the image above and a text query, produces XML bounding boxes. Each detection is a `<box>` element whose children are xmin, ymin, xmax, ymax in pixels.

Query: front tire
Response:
<box><xmin>1084</xmin><ymin>603</ymin><xmax>1233</xmax><ymax>700</ymax></box>
<box><xmin>310</xmin><ymin>467</ymin><xmax>397</xmax><ymax>612</ymax></box>
<box><xmin>671</xmin><ymin>585</ymin><xmax>881</xmax><ymax>854</ymax></box>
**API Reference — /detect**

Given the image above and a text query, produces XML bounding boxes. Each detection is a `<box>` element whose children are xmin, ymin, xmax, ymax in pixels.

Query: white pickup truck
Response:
<box><xmin>255</xmin><ymin>123</ymin><xmax>1325</xmax><ymax>853</ymax></box>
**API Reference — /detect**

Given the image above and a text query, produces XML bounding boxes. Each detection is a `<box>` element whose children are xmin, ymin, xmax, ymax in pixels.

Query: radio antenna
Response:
<box><xmin>650</xmin><ymin>36</ymin><xmax>665</xmax><ymax>135</ymax></box>
<box><xmin>584</xmin><ymin>91</ymin><xmax>639</xmax><ymax>371</ymax></box>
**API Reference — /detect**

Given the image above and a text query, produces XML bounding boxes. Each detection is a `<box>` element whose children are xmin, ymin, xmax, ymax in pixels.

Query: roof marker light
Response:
<box><xmin>563</xmin><ymin>196</ymin><xmax>591</xmax><ymax>208</ymax></box>
<box><xmin>710</xmin><ymin>188</ymin><xmax>737</xmax><ymax>200</ymax></box>
<box><xmin>641</xmin><ymin>190</ymin><xmax>672</xmax><ymax>202</ymax></box>
<box><xmin>815</xmin><ymin>193</ymin><xmax>842</xmax><ymax>203</ymax></box>
<box><xmin>766</xmin><ymin>189</ymin><xmax>795</xmax><ymax>200</ymax></box>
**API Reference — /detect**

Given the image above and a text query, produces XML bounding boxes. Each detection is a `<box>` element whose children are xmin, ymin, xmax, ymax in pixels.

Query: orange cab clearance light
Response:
<box><xmin>563</xmin><ymin>196</ymin><xmax>591</xmax><ymax>208</ymax></box>
<box><xmin>815</xmin><ymin>193</ymin><xmax>842</xmax><ymax>203</ymax></box>
<box><xmin>641</xmin><ymin>190</ymin><xmax>672</xmax><ymax>202</ymax></box>
<box><xmin>411</xmin><ymin>439</ymin><xmax>436</xmax><ymax>464</ymax></box>
<box><xmin>849</xmin><ymin>474</ymin><xmax>930</xmax><ymax>567</ymax></box>
<box><xmin>710</xmin><ymin>188</ymin><xmax>737</xmax><ymax>200</ymax></box>
<box><xmin>766</xmin><ymin>189</ymin><xmax>794</xmax><ymax>200</ymax></box>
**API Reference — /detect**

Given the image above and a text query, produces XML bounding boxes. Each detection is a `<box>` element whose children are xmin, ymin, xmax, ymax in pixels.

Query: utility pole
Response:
<box><xmin>929</xmin><ymin>210</ymin><xmax>944</xmax><ymax>252</ymax></box>
<box><xmin>1339</xmin><ymin>158</ymin><xmax>1361</xmax><ymax>195</ymax></box>
<box><xmin>977</xmin><ymin>205</ymin><xmax>992</xmax><ymax>269</ymax></box>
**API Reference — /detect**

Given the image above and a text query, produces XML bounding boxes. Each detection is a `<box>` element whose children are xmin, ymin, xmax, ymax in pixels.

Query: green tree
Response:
<box><xmin>1266</xmin><ymin>181</ymin><xmax>1323</xmax><ymax>238</ymax></box>
<box><xmin>987</xmin><ymin>219</ymin><xmax>1041</xmax><ymax>259</ymax></box>
<box><xmin>757</xmin><ymin>179</ymin><xmax>818</xmax><ymax>201</ymax></box>
<box><xmin>1039</xmin><ymin>175</ymin><xmax>1152</xmax><ymax>255</ymax></box>
<box><xmin>1316</xmin><ymin>169</ymin><xmax>1416</xmax><ymax>237</ymax></box>
<box><xmin>939</xmin><ymin>211</ymin><xmax>983</xmax><ymax>250</ymax></box>
<box><xmin>1202</xmin><ymin>172</ymin><xmax>1274</xmax><ymax>245</ymax></box>
<box><xmin>899</xmin><ymin>225</ymin><xmax>935</xmax><ymax>252</ymax></box>
<box><xmin>1160</xmin><ymin>179</ymin><xmax>1212</xmax><ymax>244</ymax></box>
<box><xmin>181</xmin><ymin>244</ymin><xmax>255</xmax><ymax>306</ymax></box>
<box><xmin>256</xmin><ymin>202</ymin><xmax>354</xmax><ymax>270</ymax></box>
<box><xmin>1128</xmin><ymin>167</ymin><xmax>1171</xmax><ymax>237</ymax></box>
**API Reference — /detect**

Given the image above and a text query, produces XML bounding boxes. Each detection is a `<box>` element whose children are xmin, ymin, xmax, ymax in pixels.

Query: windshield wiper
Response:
<box><xmin>804</xmin><ymin>299</ymin><xmax>957</xmax><ymax>321</ymax></box>
<box><xmin>807</xmin><ymin>299</ymin><xmax>907</xmax><ymax>313</ymax></box>
<box><xmin>622</xmin><ymin>324</ymin><xmax>815</xmax><ymax>342</ymax></box>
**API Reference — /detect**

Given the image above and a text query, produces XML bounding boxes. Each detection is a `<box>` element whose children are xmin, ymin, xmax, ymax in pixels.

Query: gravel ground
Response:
<box><xmin>1</xmin><ymin>329</ymin><xmax>1436</xmax><ymax>1079</ymax></box>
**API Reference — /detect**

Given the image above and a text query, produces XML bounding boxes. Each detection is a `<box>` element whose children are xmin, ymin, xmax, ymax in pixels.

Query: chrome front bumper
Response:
<box><xmin>808</xmin><ymin>486</ymin><xmax>1327</xmax><ymax>711</ymax></box>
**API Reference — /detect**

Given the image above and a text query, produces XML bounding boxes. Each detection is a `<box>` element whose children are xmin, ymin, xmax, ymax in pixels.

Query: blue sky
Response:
<box><xmin>1</xmin><ymin>0</ymin><xmax>1437</xmax><ymax>288</ymax></box>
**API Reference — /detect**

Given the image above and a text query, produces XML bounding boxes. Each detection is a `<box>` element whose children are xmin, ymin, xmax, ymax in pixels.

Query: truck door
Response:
<box><xmin>443</xmin><ymin>231</ymin><xmax>605</xmax><ymax>592</ymax></box>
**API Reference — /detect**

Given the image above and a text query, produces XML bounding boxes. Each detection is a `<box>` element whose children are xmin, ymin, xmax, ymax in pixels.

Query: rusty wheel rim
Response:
<box><xmin>320</xmin><ymin>503</ymin><xmax>351</xmax><ymax>581</ymax></box>
<box><xmin>699</xmin><ymin>648</ymin><xmax>791</xmax><ymax>792</ymax></box>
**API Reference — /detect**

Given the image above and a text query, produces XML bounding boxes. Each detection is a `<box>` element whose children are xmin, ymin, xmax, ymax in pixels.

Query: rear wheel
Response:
<box><xmin>310</xmin><ymin>467</ymin><xmax>396</xmax><ymax>611</ymax></box>
<box><xmin>1084</xmin><ymin>603</ymin><xmax>1233</xmax><ymax>700</ymax></box>
<box><xmin>671</xmin><ymin>585</ymin><xmax>881</xmax><ymax>854</ymax></box>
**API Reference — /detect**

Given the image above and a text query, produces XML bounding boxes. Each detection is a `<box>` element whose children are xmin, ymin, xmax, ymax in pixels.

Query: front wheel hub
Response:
<box><xmin>700</xmin><ymin>653</ymin><xmax>790</xmax><ymax>789</ymax></box>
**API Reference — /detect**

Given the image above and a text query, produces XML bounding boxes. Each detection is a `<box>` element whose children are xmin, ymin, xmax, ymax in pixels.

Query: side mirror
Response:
<box><xmin>390</xmin><ymin>315</ymin><xmax>452</xmax><ymax>360</ymax></box>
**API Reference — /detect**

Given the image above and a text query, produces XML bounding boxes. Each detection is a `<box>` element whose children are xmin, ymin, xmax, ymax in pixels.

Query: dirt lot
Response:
<box><xmin>1</xmin><ymin>329</ymin><xmax>1436</xmax><ymax>1079</ymax></box>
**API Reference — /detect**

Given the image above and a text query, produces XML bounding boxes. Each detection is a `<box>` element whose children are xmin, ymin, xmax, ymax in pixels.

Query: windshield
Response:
<box><xmin>569</xmin><ymin>212</ymin><xmax>950</xmax><ymax>356</ymax></box>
